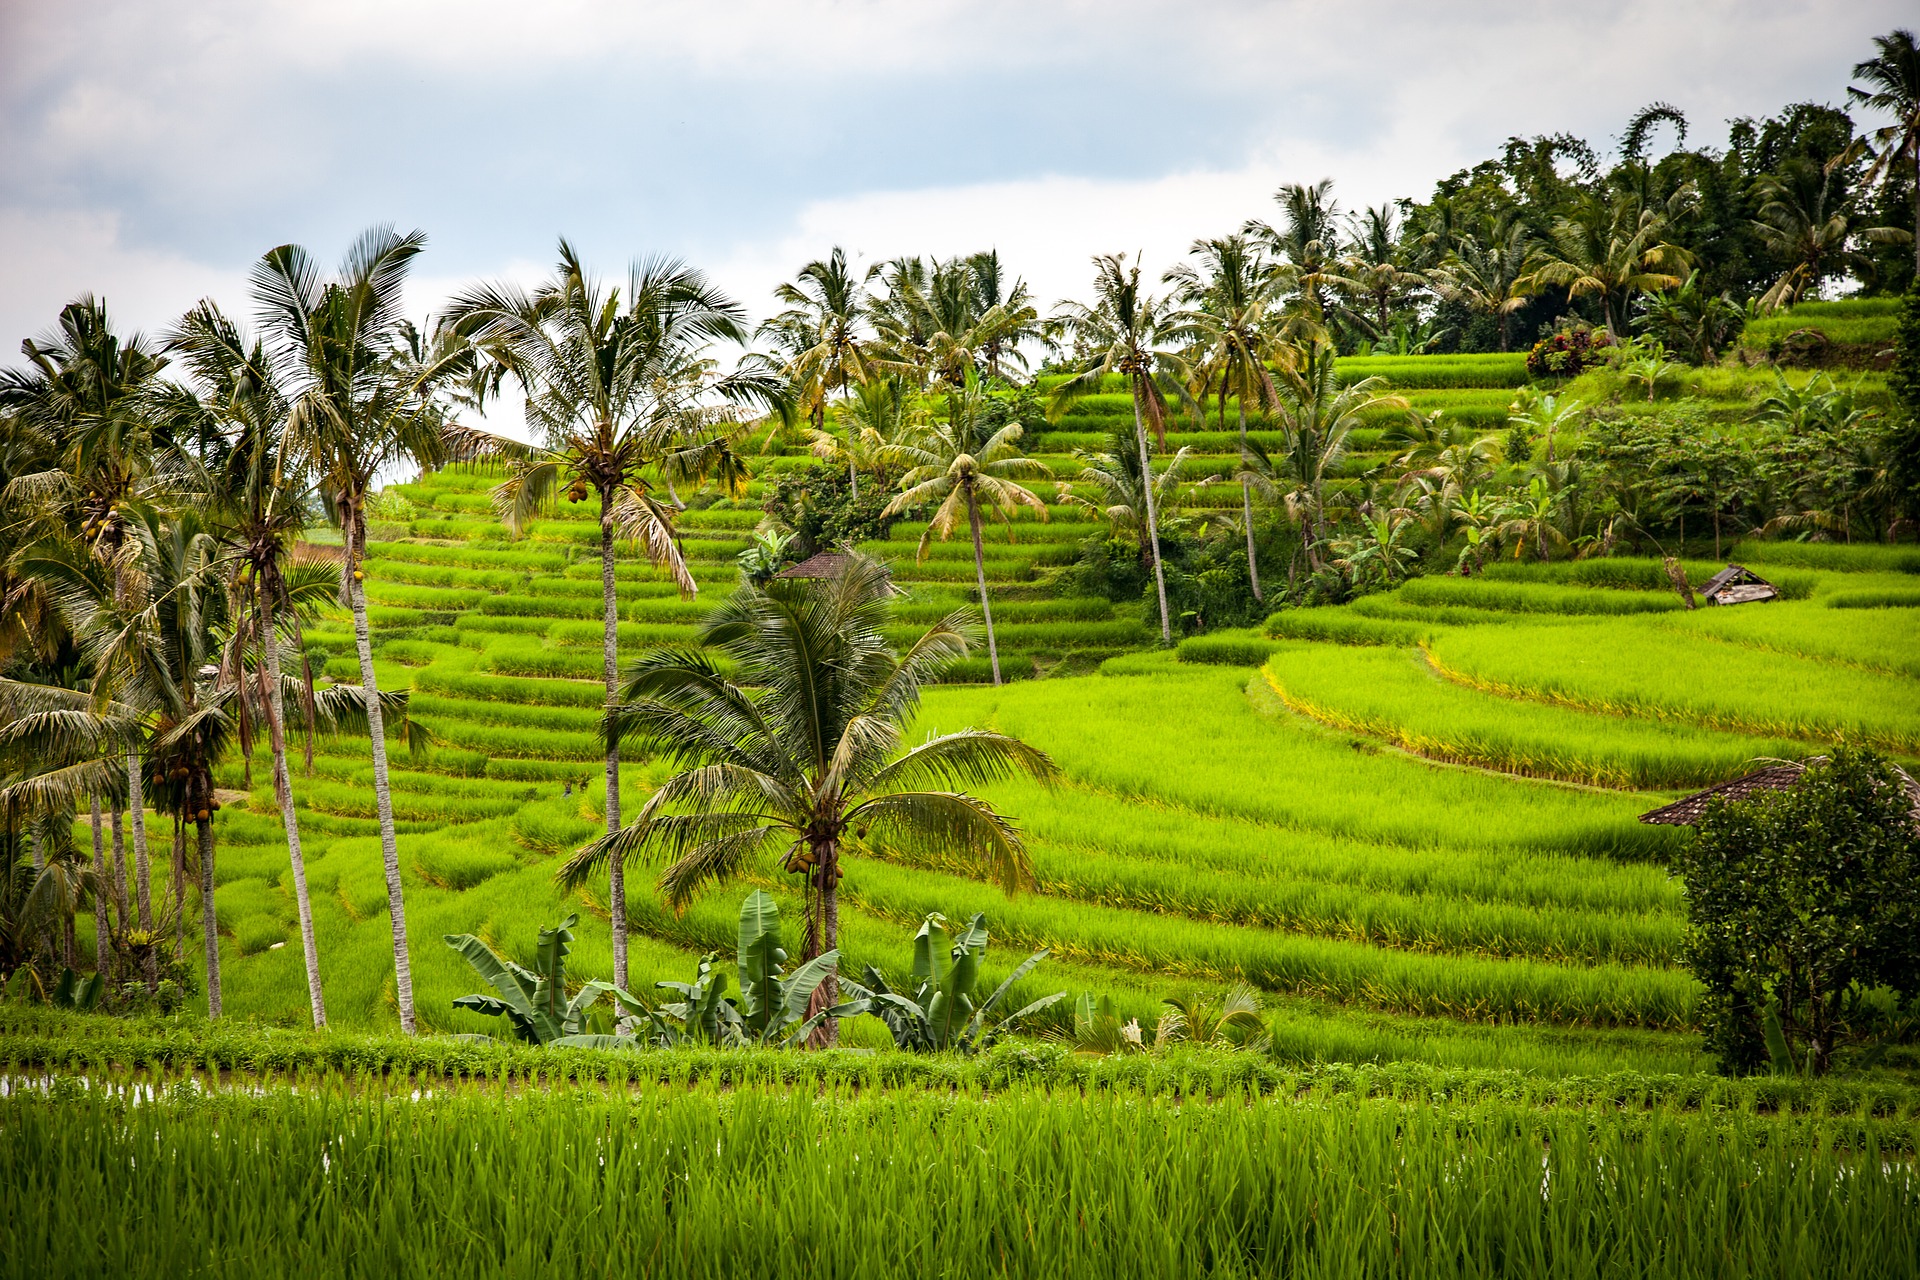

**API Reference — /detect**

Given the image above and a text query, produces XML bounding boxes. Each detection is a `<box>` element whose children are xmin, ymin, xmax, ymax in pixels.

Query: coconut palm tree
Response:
<box><xmin>166</xmin><ymin>300</ymin><xmax>332</xmax><ymax>1026</ymax></box>
<box><xmin>1851</xmin><ymin>29</ymin><xmax>1920</xmax><ymax>277</ymax></box>
<box><xmin>1432</xmin><ymin>217</ymin><xmax>1535</xmax><ymax>352</ymax></box>
<box><xmin>881</xmin><ymin>375</ymin><xmax>1050</xmax><ymax>685</ymax></box>
<box><xmin>965</xmin><ymin>250</ymin><xmax>1044</xmax><ymax>383</ymax></box>
<box><xmin>1244</xmin><ymin>181</ymin><xmax>1356</xmax><ymax>322</ymax></box>
<box><xmin>1338</xmin><ymin>205</ymin><xmax>1427</xmax><ymax>340</ymax></box>
<box><xmin>1263</xmin><ymin>341</ymin><xmax>1407</xmax><ymax>571</ymax></box>
<box><xmin>0</xmin><ymin>298</ymin><xmax>182</xmax><ymax>943</ymax></box>
<box><xmin>1166</xmin><ymin>235</ymin><xmax>1285</xmax><ymax>601</ymax></box>
<box><xmin>560</xmin><ymin>555</ymin><xmax>1058</xmax><ymax>1043</ymax></box>
<box><xmin>1048</xmin><ymin>254</ymin><xmax>1198</xmax><ymax>645</ymax></box>
<box><xmin>250</xmin><ymin>225</ymin><xmax>463</xmax><ymax>1034</ymax></box>
<box><xmin>1519</xmin><ymin>192</ymin><xmax>1694</xmax><ymax>335</ymax></box>
<box><xmin>760</xmin><ymin>248</ymin><xmax>875</xmax><ymax>495</ymax></box>
<box><xmin>1064</xmin><ymin>437</ymin><xmax>1215</xmax><ymax>551</ymax></box>
<box><xmin>1506</xmin><ymin>388</ymin><xmax>1586</xmax><ymax>464</ymax></box>
<box><xmin>442</xmin><ymin>243</ymin><xmax>777</xmax><ymax>997</ymax></box>
<box><xmin>1751</xmin><ymin>159</ymin><xmax>1910</xmax><ymax>312</ymax></box>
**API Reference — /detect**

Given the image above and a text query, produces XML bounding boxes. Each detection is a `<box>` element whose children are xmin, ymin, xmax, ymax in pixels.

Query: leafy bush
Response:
<box><xmin>762</xmin><ymin>463</ymin><xmax>912</xmax><ymax>556</ymax></box>
<box><xmin>1526</xmin><ymin>324</ymin><xmax>1615</xmax><ymax>379</ymax></box>
<box><xmin>1676</xmin><ymin>750</ymin><xmax>1920</xmax><ymax>1075</ymax></box>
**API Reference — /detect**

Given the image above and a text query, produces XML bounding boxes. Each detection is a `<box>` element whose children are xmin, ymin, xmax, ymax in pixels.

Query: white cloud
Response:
<box><xmin>0</xmin><ymin>208</ymin><xmax>246</xmax><ymax>351</ymax></box>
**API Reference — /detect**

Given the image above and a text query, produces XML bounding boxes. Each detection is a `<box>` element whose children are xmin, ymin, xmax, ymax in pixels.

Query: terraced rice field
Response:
<box><xmin>61</xmin><ymin>355</ymin><xmax>1916</xmax><ymax>1085</ymax></box>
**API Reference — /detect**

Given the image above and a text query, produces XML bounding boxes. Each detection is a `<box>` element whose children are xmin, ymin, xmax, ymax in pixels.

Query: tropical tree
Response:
<box><xmin>1507</xmin><ymin>388</ymin><xmax>1586</xmax><ymax>463</ymax></box>
<box><xmin>866</xmin><ymin>254</ymin><xmax>1038</xmax><ymax>391</ymax></box>
<box><xmin>1431</xmin><ymin>218</ymin><xmax>1534</xmax><ymax>352</ymax></box>
<box><xmin>1064</xmin><ymin>437</ymin><xmax>1214</xmax><ymax>548</ymax></box>
<box><xmin>882</xmin><ymin>375</ymin><xmax>1051</xmax><ymax>685</ymax></box>
<box><xmin>1519</xmin><ymin>192</ymin><xmax>1695</xmax><ymax>335</ymax></box>
<box><xmin>1338</xmin><ymin>204</ymin><xmax>1427</xmax><ymax>339</ymax></box>
<box><xmin>561</xmin><ymin>556</ymin><xmax>1059</xmax><ymax>1044</ymax></box>
<box><xmin>166</xmin><ymin>300</ymin><xmax>331</xmax><ymax>1025</ymax></box>
<box><xmin>1243</xmin><ymin>180</ymin><xmax>1354</xmax><ymax>321</ymax></box>
<box><xmin>760</xmin><ymin>247</ymin><xmax>875</xmax><ymax>495</ymax></box>
<box><xmin>251</xmin><ymin>225</ymin><xmax>463</xmax><ymax>1034</ymax></box>
<box><xmin>1495</xmin><ymin>476</ymin><xmax>1571</xmax><ymax>562</ymax></box>
<box><xmin>1166</xmin><ymin>234</ymin><xmax>1285</xmax><ymax>601</ymax></box>
<box><xmin>0</xmin><ymin>299</ymin><xmax>178</xmax><ymax>945</ymax></box>
<box><xmin>443</xmin><ymin>242</ymin><xmax>776</xmax><ymax>997</ymax></box>
<box><xmin>1637</xmin><ymin>271</ymin><xmax>1749</xmax><ymax>365</ymax></box>
<box><xmin>1048</xmin><ymin>254</ymin><xmax>1198</xmax><ymax>644</ymax></box>
<box><xmin>1751</xmin><ymin>160</ymin><xmax>1910</xmax><ymax>311</ymax></box>
<box><xmin>964</xmin><ymin>250</ymin><xmax>1044</xmax><ymax>382</ymax></box>
<box><xmin>1263</xmin><ymin>341</ymin><xmax>1407</xmax><ymax>571</ymax></box>
<box><xmin>1850</xmin><ymin>28</ymin><xmax>1920</xmax><ymax>278</ymax></box>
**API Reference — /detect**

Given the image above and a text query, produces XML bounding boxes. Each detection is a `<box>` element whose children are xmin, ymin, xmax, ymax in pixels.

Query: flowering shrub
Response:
<box><xmin>1526</xmin><ymin>325</ymin><xmax>1614</xmax><ymax>379</ymax></box>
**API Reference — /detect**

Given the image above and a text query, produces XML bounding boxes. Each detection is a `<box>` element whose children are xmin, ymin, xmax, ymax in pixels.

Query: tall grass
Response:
<box><xmin>837</xmin><ymin>858</ymin><xmax>1696</xmax><ymax>1027</ymax></box>
<box><xmin>1396</xmin><ymin>578</ymin><xmax>1682</xmax><ymax>615</ymax></box>
<box><xmin>1265</xmin><ymin>643</ymin><xmax>1811</xmax><ymax>789</ymax></box>
<box><xmin>1428</xmin><ymin>617</ymin><xmax>1920</xmax><ymax>753</ymax></box>
<box><xmin>1665</xmin><ymin>600</ymin><xmax>1920</xmax><ymax>678</ymax></box>
<box><xmin>1728</xmin><ymin>539</ymin><xmax>1920</xmax><ymax>574</ymax></box>
<box><xmin>9</xmin><ymin>1077</ymin><xmax>1913</xmax><ymax>1280</ymax></box>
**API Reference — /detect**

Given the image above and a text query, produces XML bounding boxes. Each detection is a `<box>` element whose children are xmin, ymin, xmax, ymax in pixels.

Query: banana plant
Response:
<box><xmin>857</xmin><ymin>912</ymin><xmax>1064</xmax><ymax>1053</ymax></box>
<box><xmin>444</xmin><ymin>914</ymin><xmax>633</xmax><ymax>1045</ymax></box>
<box><xmin>649</xmin><ymin>952</ymin><xmax>741</xmax><ymax>1046</ymax></box>
<box><xmin>734</xmin><ymin>890</ymin><xmax>865</xmax><ymax>1046</ymax></box>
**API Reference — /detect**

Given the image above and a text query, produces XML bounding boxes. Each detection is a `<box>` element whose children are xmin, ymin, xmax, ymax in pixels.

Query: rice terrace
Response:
<box><xmin>4</xmin><ymin>10</ymin><xmax>1920</xmax><ymax>1279</ymax></box>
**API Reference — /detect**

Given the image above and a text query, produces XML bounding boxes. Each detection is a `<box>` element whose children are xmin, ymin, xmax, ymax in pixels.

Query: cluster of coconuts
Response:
<box><xmin>169</xmin><ymin>764</ymin><xmax>222</xmax><ymax>821</ymax></box>
<box><xmin>80</xmin><ymin>502</ymin><xmax>120</xmax><ymax>540</ymax></box>
<box><xmin>566</xmin><ymin>479</ymin><xmax>590</xmax><ymax>503</ymax></box>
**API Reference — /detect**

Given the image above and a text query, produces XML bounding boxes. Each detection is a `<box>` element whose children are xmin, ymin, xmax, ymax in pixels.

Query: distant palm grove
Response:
<box><xmin>4</xmin><ymin>26</ymin><xmax>1920</xmax><ymax>1280</ymax></box>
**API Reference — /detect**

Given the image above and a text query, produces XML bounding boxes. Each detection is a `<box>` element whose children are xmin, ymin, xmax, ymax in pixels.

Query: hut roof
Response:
<box><xmin>1640</xmin><ymin>759</ymin><xmax>1920</xmax><ymax>826</ymax></box>
<box><xmin>774</xmin><ymin>552</ymin><xmax>857</xmax><ymax>580</ymax></box>
<box><xmin>1698</xmin><ymin>564</ymin><xmax>1777</xmax><ymax>605</ymax></box>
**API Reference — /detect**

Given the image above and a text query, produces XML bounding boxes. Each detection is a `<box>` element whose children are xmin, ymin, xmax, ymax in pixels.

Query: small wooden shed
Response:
<box><xmin>1640</xmin><ymin>759</ymin><xmax>1920</xmax><ymax>826</ymax></box>
<box><xmin>1698</xmin><ymin>564</ymin><xmax>1778</xmax><ymax>606</ymax></box>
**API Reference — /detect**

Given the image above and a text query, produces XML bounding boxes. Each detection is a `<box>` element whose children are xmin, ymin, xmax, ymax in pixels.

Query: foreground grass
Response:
<box><xmin>4</xmin><ymin>1012</ymin><xmax>1918</xmax><ymax>1280</ymax></box>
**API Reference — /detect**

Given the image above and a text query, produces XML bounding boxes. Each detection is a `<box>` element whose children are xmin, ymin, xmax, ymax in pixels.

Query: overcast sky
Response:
<box><xmin>2</xmin><ymin>1</ymin><xmax>1911</xmax><ymax>378</ymax></box>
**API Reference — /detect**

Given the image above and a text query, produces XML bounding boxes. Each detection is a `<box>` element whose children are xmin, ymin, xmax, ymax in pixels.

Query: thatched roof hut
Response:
<box><xmin>1640</xmin><ymin>759</ymin><xmax>1920</xmax><ymax>826</ymax></box>
<box><xmin>1698</xmin><ymin>564</ymin><xmax>1778</xmax><ymax>606</ymax></box>
<box><xmin>774</xmin><ymin>551</ymin><xmax>858</xmax><ymax>581</ymax></box>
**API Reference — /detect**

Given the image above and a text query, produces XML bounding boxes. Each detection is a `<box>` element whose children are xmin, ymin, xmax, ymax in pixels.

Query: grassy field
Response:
<box><xmin>6</xmin><ymin>1013</ymin><xmax>1918</xmax><ymax>1280</ymax></box>
<box><xmin>35</xmin><ymin>358</ymin><xmax>1915</xmax><ymax>1090</ymax></box>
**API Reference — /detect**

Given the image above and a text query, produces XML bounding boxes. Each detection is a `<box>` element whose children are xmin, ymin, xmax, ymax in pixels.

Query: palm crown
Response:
<box><xmin>561</xmin><ymin>557</ymin><xmax>1058</xmax><ymax>992</ymax></box>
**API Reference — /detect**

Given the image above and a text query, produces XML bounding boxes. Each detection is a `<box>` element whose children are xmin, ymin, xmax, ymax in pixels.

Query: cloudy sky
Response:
<box><xmin>2</xmin><ymin>0</ymin><xmax>1910</xmax><ymax>370</ymax></box>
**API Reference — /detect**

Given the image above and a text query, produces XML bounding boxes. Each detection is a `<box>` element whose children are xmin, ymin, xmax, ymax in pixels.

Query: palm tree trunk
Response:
<box><xmin>109</xmin><ymin>806</ymin><xmax>127</xmax><ymax>941</ymax></box>
<box><xmin>599</xmin><ymin>504</ymin><xmax>627</xmax><ymax>997</ymax></box>
<box><xmin>261</xmin><ymin>588</ymin><xmax>326</xmax><ymax>1027</ymax></box>
<box><xmin>967</xmin><ymin>496</ymin><xmax>1002</xmax><ymax>686</ymax></box>
<box><xmin>805</xmin><ymin>837</ymin><xmax>842</xmax><ymax>1048</ymax></box>
<box><xmin>847</xmin><ymin>455</ymin><xmax>859</xmax><ymax>502</ymax></box>
<box><xmin>125</xmin><ymin>749</ymin><xmax>152</xmax><ymax>930</ymax></box>
<box><xmin>346</xmin><ymin>511</ymin><xmax>416</xmax><ymax>1034</ymax></box>
<box><xmin>1239</xmin><ymin>396</ymin><xmax>1262</xmax><ymax>602</ymax></box>
<box><xmin>89</xmin><ymin>796</ymin><xmax>110</xmax><ymax>975</ymax></box>
<box><xmin>170</xmin><ymin>819</ymin><xmax>185</xmax><ymax>960</ymax></box>
<box><xmin>197</xmin><ymin>816</ymin><xmax>221</xmax><ymax>1018</ymax></box>
<box><xmin>1132</xmin><ymin>384</ymin><xmax>1172</xmax><ymax>645</ymax></box>
<box><xmin>29</xmin><ymin>827</ymin><xmax>41</xmax><ymax>872</ymax></box>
